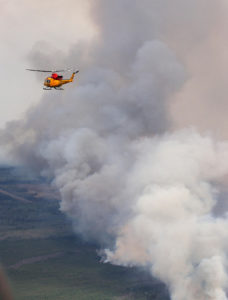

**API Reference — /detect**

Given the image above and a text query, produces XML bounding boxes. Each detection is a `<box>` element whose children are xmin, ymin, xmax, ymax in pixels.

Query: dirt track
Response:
<box><xmin>8</xmin><ymin>252</ymin><xmax>63</xmax><ymax>269</ymax></box>
<box><xmin>0</xmin><ymin>188</ymin><xmax>31</xmax><ymax>203</ymax></box>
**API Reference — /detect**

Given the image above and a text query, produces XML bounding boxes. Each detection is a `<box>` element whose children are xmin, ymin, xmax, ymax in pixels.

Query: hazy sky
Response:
<box><xmin>2</xmin><ymin>0</ymin><xmax>228</xmax><ymax>139</ymax></box>
<box><xmin>0</xmin><ymin>0</ymin><xmax>95</xmax><ymax>128</ymax></box>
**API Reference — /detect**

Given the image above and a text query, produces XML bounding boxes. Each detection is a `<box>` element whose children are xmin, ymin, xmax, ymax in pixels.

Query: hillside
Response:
<box><xmin>0</xmin><ymin>167</ymin><xmax>169</xmax><ymax>300</ymax></box>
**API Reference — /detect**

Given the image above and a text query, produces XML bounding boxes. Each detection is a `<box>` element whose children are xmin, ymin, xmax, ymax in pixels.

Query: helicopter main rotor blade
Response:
<box><xmin>26</xmin><ymin>68</ymin><xmax>74</xmax><ymax>73</ymax></box>
<box><xmin>26</xmin><ymin>69</ymin><xmax>53</xmax><ymax>72</ymax></box>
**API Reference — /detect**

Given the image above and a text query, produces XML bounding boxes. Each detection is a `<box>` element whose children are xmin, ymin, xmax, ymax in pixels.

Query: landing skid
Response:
<box><xmin>43</xmin><ymin>87</ymin><xmax>64</xmax><ymax>90</ymax></box>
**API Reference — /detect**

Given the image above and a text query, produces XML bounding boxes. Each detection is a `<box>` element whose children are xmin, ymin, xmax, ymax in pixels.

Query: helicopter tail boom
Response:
<box><xmin>70</xmin><ymin>70</ymin><xmax>79</xmax><ymax>81</ymax></box>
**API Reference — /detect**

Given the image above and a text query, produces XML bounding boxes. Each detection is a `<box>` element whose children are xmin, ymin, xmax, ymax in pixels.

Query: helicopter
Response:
<box><xmin>26</xmin><ymin>68</ymin><xmax>79</xmax><ymax>90</ymax></box>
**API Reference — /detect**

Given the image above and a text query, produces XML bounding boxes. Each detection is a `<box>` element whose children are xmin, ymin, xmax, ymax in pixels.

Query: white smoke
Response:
<box><xmin>103</xmin><ymin>130</ymin><xmax>228</xmax><ymax>300</ymax></box>
<box><xmin>2</xmin><ymin>1</ymin><xmax>228</xmax><ymax>299</ymax></box>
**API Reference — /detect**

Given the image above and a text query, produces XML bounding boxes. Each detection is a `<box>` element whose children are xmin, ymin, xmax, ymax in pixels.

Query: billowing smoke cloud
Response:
<box><xmin>2</xmin><ymin>0</ymin><xmax>228</xmax><ymax>299</ymax></box>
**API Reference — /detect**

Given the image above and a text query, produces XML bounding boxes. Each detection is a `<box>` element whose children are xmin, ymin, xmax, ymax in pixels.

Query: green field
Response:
<box><xmin>0</xmin><ymin>167</ymin><xmax>169</xmax><ymax>300</ymax></box>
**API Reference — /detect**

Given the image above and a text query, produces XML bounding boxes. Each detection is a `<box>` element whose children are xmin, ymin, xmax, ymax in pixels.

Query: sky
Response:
<box><xmin>0</xmin><ymin>0</ymin><xmax>95</xmax><ymax>127</ymax></box>
<box><xmin>2</xmin><ymin>0</ymin><xmax>228</xmax><ymax>140</ymax></box>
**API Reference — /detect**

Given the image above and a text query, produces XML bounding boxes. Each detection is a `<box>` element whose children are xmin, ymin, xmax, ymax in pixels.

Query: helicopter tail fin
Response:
<box><xmin>70</xmin><ymin>70</ymin><xmax>79</xmax><ymax>81</ymax></box>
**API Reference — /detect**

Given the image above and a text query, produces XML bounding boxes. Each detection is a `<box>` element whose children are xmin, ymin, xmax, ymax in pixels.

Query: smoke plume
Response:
<box><xmin>2</xmin><ymin>0</ymin><xmax>228</xmax><ymax>299</ymax></box>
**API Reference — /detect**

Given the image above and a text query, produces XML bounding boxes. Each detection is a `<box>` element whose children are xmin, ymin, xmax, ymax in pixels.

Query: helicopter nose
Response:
<box><xmin>44</xmin><ymin>79</ymin><xmax>51</xmax><ymax>86</ymax></box>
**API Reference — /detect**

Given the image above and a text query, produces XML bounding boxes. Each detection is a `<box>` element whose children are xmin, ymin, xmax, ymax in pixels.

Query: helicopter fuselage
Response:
<box><xmin>44</xmin><ymin>72</ymin><xmax>76</xmax><ymax>88</ymax></box>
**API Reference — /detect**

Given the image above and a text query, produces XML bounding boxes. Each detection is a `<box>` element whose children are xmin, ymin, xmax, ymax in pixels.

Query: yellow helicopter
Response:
<box><xmin>26</xmin><ymin>68</ymin><xmax>79</xmax><ymax>90</ymax></box>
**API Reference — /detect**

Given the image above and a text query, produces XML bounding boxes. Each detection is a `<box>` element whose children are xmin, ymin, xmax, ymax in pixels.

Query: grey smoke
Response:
<box><xmin>2</xmin><ymin>1</ymin><xmax>228</xmax><ymax>299</ymax></box>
